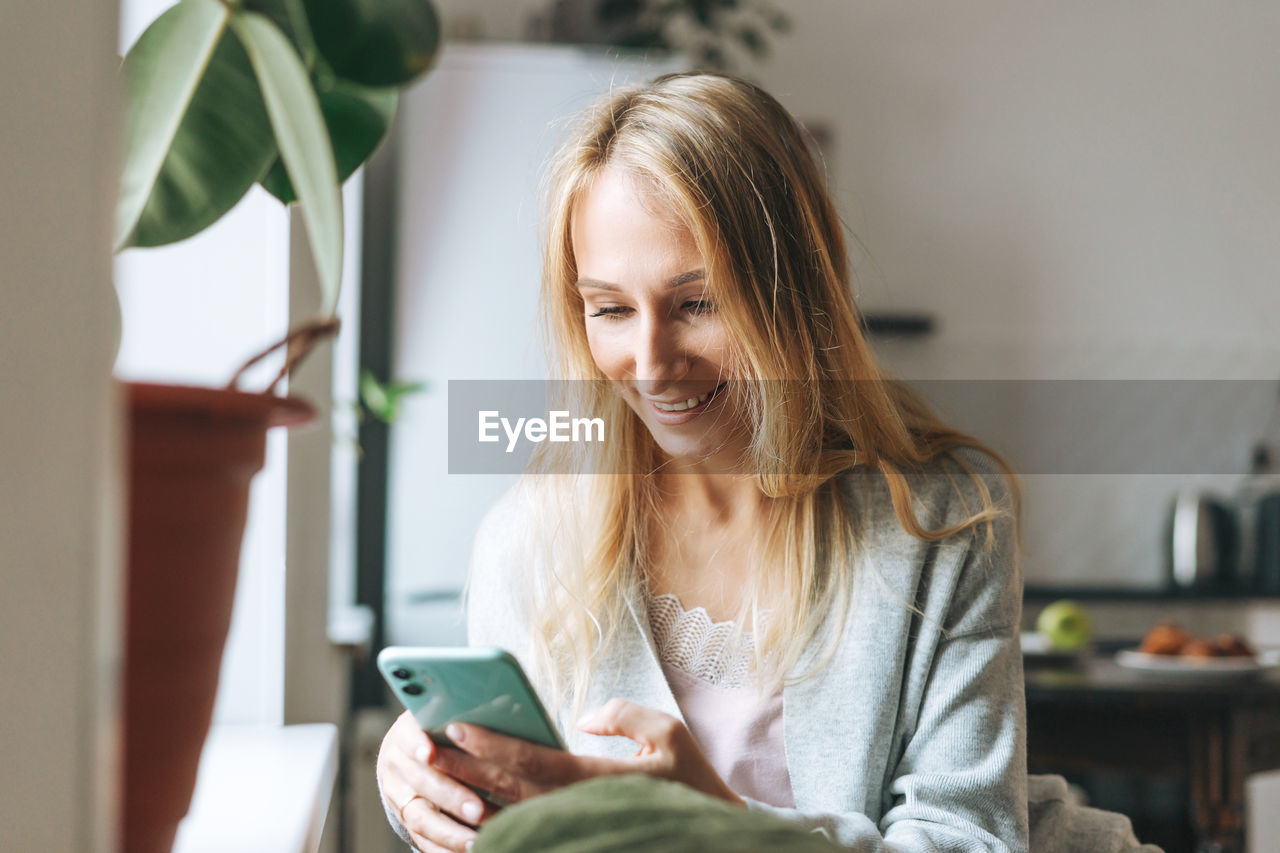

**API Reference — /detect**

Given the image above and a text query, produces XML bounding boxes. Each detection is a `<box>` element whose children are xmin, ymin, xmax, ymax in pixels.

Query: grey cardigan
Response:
<box><xmin>466</xmin><ymin>451</ymin><xmax>1031</xmax><ymax>852</ymax></box>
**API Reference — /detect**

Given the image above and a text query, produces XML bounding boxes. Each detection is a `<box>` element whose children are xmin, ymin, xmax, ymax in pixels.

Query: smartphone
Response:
<box><xmin>376</xmin><ymin>646</ymin><xmax>565</xmax><ymax>750</ymax></box>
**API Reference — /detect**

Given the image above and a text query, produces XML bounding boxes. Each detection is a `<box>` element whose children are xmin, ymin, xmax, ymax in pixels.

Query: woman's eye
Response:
<box><xmin>587</xmin><ymin>305</ymin><xmax>631</xmax><ymax>319</ymax></box>
<box><xmin>684</xmin><ymin>299</ymin><xmax>715</xmax><ymax>315</ymax></box>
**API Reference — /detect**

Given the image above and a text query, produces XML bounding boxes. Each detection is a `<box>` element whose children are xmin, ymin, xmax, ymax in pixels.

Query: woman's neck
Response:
<box><xmin>655</xmin><ymin>471</ymin><xmax>770</xmax><ymax>527</ymax></box>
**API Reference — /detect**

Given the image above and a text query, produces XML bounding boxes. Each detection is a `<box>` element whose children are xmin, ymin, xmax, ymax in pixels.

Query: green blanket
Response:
<box><xmin>472</xmin><ymin>775</ymin><xmax>847</xmax><ymax>853</ymax></box>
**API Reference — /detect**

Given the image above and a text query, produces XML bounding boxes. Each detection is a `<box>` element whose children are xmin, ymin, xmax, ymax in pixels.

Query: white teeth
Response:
<box><xmin>653</xmin><ymin>389</ymin><xmax>714</xmax><ymax>412</ymax></box>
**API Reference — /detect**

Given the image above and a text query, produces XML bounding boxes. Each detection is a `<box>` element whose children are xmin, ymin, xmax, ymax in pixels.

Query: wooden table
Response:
<box><xmin>1025</xmin><ymin>655</ymin><xmax>1280</xmax><ymax>853</ymax></box>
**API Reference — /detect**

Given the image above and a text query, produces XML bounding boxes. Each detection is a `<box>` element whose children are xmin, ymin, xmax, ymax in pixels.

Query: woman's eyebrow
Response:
<box><xmin>575</xmin><ymin>270</ymin><xmax>706</xmax><ymax>291</ymax></box>
<box><xmin>668</xmin><ymin>269</ymin><xmax>706</xmax><ymax>288</ymax></box>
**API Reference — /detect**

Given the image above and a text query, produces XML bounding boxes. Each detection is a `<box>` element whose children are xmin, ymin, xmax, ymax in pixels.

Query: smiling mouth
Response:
<box><xmin>650</xmin><ymin>382</ymin><xmax>727</xmax><ymax>413</ymax></box>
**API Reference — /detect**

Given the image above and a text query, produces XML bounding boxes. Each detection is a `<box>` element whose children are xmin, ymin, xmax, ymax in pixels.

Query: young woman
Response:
<box><xmin>377</xmin><ymin>72</ymin><xmax>1027</xmax><ymax>852</ymax></box>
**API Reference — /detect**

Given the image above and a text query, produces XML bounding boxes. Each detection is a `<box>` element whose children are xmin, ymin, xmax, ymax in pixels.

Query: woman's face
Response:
<box><xmin>572</xmin><ymin>166</ymin><xmax>748</xmax><ymax>470</ymax></box>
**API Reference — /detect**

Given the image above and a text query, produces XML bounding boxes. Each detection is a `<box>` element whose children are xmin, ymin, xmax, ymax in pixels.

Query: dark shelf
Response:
<box><xmin>862</xmin><ymin>312</ymin><xmax>934</xmax><ymax>337</ymax></box>
<box><xmin>1024</xmin><ymin>585</ymin><xmax>1280</xmax><ymax>602</ymax></box>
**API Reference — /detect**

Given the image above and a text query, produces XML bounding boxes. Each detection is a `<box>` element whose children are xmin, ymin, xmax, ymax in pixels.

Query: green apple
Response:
<box><xmin>1036</xmin><ymin>600</ymin><xmax>1093</xmax><ymax>651</ymax></box>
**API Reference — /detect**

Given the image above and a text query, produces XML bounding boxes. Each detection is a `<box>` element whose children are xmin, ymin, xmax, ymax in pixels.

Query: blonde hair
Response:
<box><xmin>518</xmin><ymin>72</ymin><xmax>1018</xmax><ymax>725</ymax></box>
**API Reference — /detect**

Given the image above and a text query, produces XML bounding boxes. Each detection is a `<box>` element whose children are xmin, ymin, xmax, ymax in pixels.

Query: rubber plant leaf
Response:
<box><xmin>260</xmin><ymin>79</ymin><xmax>398</xmax><ymax>204</ymax></box>
<box><xmin>116</xmin><ymin>0</ymin><xmax>277</xmax><ymax>250</ymax></box>
<box><xmin>231</xmin><ymin>9</ymin><xmax>344</xmax><ymax>314</ymax></box>
<box><xmin>302</xmin><ymin>0</ymin><xmax>441</xmax><ymax>87</ymax></box>
<box><xmin>243</xmin><ymin>0</ymin><xmax>317</xmax><ymax>67</ymax></box>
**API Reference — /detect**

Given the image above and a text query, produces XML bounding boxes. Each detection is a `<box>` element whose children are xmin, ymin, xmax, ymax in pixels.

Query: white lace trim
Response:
<box><xmin>647</xmin><ymin>592</ymin><xmax>753</xmax><ymax>689</ymax></box>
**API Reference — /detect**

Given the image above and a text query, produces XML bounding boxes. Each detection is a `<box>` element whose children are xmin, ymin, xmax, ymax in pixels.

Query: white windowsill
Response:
<box><xmin>174</xmin><ymin>723</ymin><xmax>338</xmax><ymax>853</ymax></box>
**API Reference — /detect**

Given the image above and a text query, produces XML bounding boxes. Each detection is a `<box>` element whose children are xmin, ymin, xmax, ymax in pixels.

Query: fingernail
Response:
<box><xmin>462</xmin><ymin>800</ymin><xmax>482</xmax><ymax>823</ymax></box>
<box><xmin>446</xmin><ymin>723</ymin><xmax>465</xmax><ymax>744</ymax></box>
<box><xmin>414</xmin><ymin>745</ymin><xmax>430</xmax><ymax>765</ymax></box>
<box><xmin>465</xmin><ymin>842</ymin><xmax>474</xmax><ymax>852</ymax></box>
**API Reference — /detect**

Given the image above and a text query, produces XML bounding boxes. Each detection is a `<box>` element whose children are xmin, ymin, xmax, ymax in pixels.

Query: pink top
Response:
<box><xmin>649</xmin><ymin>594</ymin><xmax>795</xmax><ymax>808</ymax></box>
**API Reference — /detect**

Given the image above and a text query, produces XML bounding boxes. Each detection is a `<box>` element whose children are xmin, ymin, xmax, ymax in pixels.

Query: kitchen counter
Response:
<box><xmin>1026</xmin><ymin>653</ymin><xmax>1280</xmax><ymax>853</ymax></box>
<box><xmin>1022</xmin><ymin>598</ymin><xmax>1280</xmax><ymax>651</ymax></box>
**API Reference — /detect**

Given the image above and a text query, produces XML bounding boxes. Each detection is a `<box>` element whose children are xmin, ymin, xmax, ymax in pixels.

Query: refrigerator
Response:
<box><xmin>385</xmin><ymin>43</ymin><xmax>681</xmax><ymax>646</ymax></box>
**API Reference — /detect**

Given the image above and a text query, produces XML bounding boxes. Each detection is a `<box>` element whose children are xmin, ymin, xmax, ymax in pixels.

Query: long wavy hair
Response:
<box><xmin>512</xmin><ymin>72</ymin><xmax>1018</xmax><ymax>725</ymax></box>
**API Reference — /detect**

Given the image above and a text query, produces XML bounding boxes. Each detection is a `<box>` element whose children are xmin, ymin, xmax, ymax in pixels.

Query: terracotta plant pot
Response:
<box><xmin>123</xmin><ymin>382</ymin><xmax>313</xmax><ymax>853</ymax></box>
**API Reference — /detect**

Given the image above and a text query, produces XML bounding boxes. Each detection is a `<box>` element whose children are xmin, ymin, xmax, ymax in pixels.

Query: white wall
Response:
<box><xmin>759</xmin><ymin>2</ymin><xmax>1278</xmax><ymax>350</ymax></box>
<box><xmin>0</xmin><ymin>2</ymin><xmax>123</xmax><ymax>851</ymax></box>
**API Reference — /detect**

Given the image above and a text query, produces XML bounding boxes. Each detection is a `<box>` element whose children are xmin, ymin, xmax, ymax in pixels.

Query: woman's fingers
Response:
<box><xmin>389</xmin><ymin>708</ymin><xmax>433</xmax><ymax>755</ymax></box>
<box><xmin>398</xmin><ymin>749</ymin><xmax>490</xmax><ymax>827</ymax></box>
<box><xmin>574</xmin><ymin>698</ymin><xmax>744</xmax><ymax>806</ymax></box>
<box><xmin>408</xmin><ymin>838</ymin><xmax>455</xmax><ymax>853</ymax></box>
<box><xmin>376</xmin><ymin>714</ymin><xmax>432</xmax><ymax>820</ymax></box>
<box><xmin>401</xmin><ymin>796</ymin><xmax>478</xmax><ymax>853</ymax></box>
<box><xmin>432</xmin><ymin>724</ymin><xmax>566</xmax><ymax>803</ymax></box>
<box><xmin>577</xmin><ymin>697</ymin><xmax>683</xmax><ymax>754</ymax></box>
<box><xmin>376</xmin><ymin>711</ymin><xmax>491</xmax><ymax>848</ymax></box>
<box><xmin>434</xmin><ymin>723</ymin><xmax>622</xmax><ymax>804</ymax></box>
<box><xmin>428</xmin><ymin>744</ymin><xmax>537</xmax><ymax>806</ymax></box>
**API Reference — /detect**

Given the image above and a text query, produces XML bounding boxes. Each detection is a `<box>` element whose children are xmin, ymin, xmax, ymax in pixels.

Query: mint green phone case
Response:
<box><xmin>377</xmin><ymin>646</ymin><xmax>565</xmax><ymax>750</ymax></box>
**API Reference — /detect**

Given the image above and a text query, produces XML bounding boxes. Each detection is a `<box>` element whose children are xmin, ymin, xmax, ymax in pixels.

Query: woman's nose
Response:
<box><xmin>631</xmin><ymin>316</ymin><xmax>690</xmax><ymax>393</ymax></box>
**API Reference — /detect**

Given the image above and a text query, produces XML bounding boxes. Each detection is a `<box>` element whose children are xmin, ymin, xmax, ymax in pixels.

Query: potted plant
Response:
<box><xmin>540</xmin><ymin>0</ymin><xmax>790</xmax><ymax>71</ymax></box>
<box><xmin>115</xmin><ymin>1</ymin><xmax>439</xmax><ymax>850</ymax></box>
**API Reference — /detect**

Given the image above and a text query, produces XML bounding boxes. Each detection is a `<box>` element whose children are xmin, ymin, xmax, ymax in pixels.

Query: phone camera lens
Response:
<box><xmin>391</xmin><ymin>668</ymin><xmax>411</xmax><ymax>680</ymax></box>
<box><xmin>403</xmin><ymin>683</ymin><xmax>424</xmax><ymax>696</ymax></box>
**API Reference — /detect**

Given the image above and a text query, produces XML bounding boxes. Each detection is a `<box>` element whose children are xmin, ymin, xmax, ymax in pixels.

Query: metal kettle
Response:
<box><xmin>1235</xmin><ymin>445</ymin><xmax>1280</xmax><ymax>593</ymax></box>
<box><xmin>1258</xmin><ymin>493</ymin><xmax>1280</xmax><ymax>593</ymax></box>
<box><xmin>1165</xmin><ymin>490</ymin><xmax>1239</xmax><ymax>590</ymax></box>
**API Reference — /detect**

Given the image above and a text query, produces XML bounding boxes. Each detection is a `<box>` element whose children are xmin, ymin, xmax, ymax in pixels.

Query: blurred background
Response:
<box><xmin>5</xmin><ymin>1</ymin><xmax>1278</xmax><ymax>851</ymax></box>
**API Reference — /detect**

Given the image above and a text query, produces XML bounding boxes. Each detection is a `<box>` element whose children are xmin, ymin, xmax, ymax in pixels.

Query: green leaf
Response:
<box><xmin>117</xmin><ymin>0</ymin><xmax>278</xmax><ymax>249</ymax></box>
<box><xmin>598</xmin><ymin>0</ymin><xmax>646</xmax><ymax>24</ymax></box>
<box><xmin>243</xmin><ymin>0</ymin><xmax>317</xmax><ymax>66</ymax></box>
<box><xmin>695</xmin><ymin>42</ymin><xmax>728</xmax><ymax>70</ymax></box>
<box><xmin>387</xmin><ymin>379</ymin><xmax>427</xmax><ymax>395</ymax></box>
<box><xmin>231</xmin><ymin>9</ymin><xmax>344</xmax><ymax>314</ymax></box>
<box><xmin>736</xmin><ymin>25</ymin><xmax>767</xmax><ymax>58</ymax></box>
<box><xmin>260</xmin><ymin>80</ymin><xmax>398</xmax><ymax>204</ymax></box>
<box><xmin>359</xmin><ymin>369</ymin><xmax>392</xmax><ymax>421</ymax></box>
<box><xmin>359</xmin><ymin>369</ymin><xmax>425</xmax><ymax>423</ymax></box>
<box><xmin>302</xmin><ymin>0</ymin><xmax>440</xmax><ymax>87</ymax></box>
<box><xmin>613</xmin><ymin>26</ymin><xmax>669</xmax><ymax>50</ymax></box>
<box><xmin>689</xmin><ymin>0</ymin><xmax>717</xmax><ymax>28</ymax></box>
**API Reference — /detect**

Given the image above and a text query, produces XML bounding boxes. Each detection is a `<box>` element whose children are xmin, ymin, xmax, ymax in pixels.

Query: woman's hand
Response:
<box><xmin>376</xmin><ymin>710</ymin><xmax>500</xmax><ymax>852</ymax></box>
<box><xmin>428</xmin><ymin>698</ymin><xmax>744</xmax><ymax>810</ymax></box>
